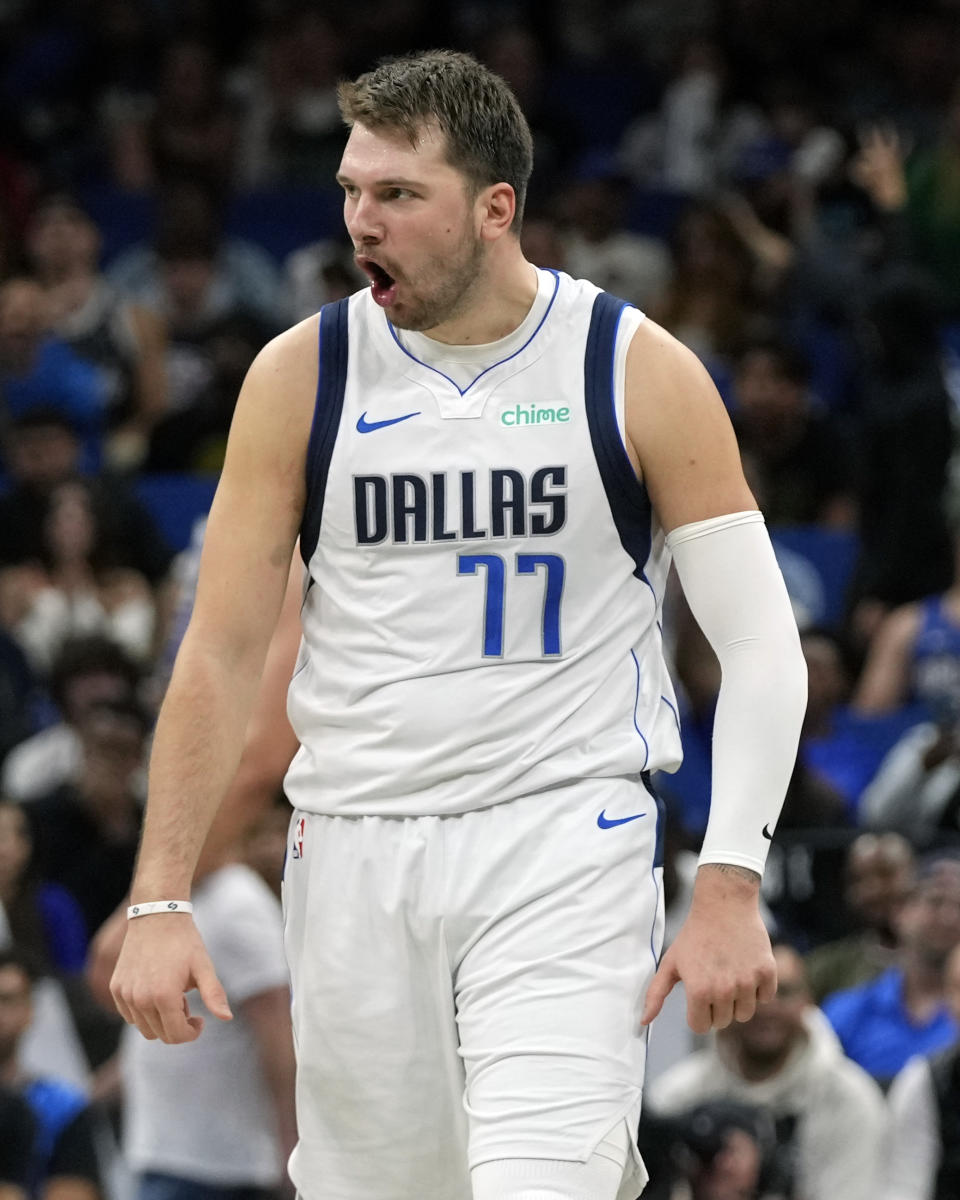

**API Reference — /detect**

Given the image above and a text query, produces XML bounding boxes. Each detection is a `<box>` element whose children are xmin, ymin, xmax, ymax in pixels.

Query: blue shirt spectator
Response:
<box><xmin>22</xmin><ymin>1077</ymin><xmax>100</xmax><ymax>1199</ymax></box>
<box><xmin>823</xmin><ymin>853</ymin><xmax>960</xmax><ymax>1087</ymax></box>
<box><xmin>0</xmin><ymin>339</ymin><xmax>102</xmax><ymax>437</ymax></box>
<box><xmin>823</xmin><ymin>966</ymin><xmax>958</xmax><ymax>1086</ymax></box>
<box><xmin>0</xmin><ymin>803</ymin><xmax>89</xmax><ymax>974</ymax></box>
<box><xmin>0</xmin><ymin>281</ymin><xmax>105</xmax><ymax>471</ymax></box>
<box><xmin>0</xmin><ymin>951</ymin><xmax>102</xmax><ymax>1200</ymax></box>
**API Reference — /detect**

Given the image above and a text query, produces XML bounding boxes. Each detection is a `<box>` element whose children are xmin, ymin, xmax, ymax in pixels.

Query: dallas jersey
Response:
<box><xmin>284</xmin><ymin>268</ymin><xmax>683</xmax><ymax>817</ymax></box>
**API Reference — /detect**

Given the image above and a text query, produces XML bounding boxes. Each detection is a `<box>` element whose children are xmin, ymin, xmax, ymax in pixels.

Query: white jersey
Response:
<box><xmin>285</xmin><ymin>268</ymin><xmax>682</xmax><ymax>817</ymax></box>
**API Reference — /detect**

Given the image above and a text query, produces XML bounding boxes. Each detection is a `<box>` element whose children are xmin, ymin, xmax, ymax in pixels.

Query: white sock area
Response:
<box><xmin>471</xmin><ymin>1124</ymin><xmax>630</xmax><ymax>1200</ymax></box>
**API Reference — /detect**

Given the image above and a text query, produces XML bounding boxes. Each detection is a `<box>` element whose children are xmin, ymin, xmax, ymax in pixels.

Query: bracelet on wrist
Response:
<box><xmin>127</xmin><ymin>900</ymin><xmax>194</xmax><ymax>919</ymax></box>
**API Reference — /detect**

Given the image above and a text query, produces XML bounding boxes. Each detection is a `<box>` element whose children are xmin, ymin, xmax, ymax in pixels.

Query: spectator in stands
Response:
<box><xmin>2</xmin><ymin>479</ymin><xmax>157</xmax><ymax>671</ymax></box>
<box><xmin>646</xmin><ymin>943</ymin><xmax>887</xmax><ymax>1200</ymax></box>
<box><xmin>824</xmin><ymin>853</ymin><xmax>960</xmax><ymax>1086</ymax></box>
<box><xmin>851</xmin><ymin>89</ymin><xmax>960</xmax><ymax>317</ymax></box>
<box><xmin>25</xmin><ymin>193</ymin><xmax>167</xmax><ymax>469</ymax></box>
<box><xmin>121</xmin><ymin>860</ymin><xmax>295</xmax><ymax>1200</ymax></box>
<box><xmin>730</xmin><ymin>339</ymin><xmax>855</xmax><ymax>529</ymax></box>
<box><xmin>138</xmin><ymin>213</ymin><xmax>276</xmax><ymax>470</ymax></box>
<box><xmin>0</xmin><ymin>800</ymin><xmax>115</xmax><ymax>1114</ymax></box>
<box><xmin>0</xmin><ymin>1085</ymin><xmax>35</xmax><ymax>1200</ymax></box>
<box><xmin>885</xmin><ymin>939</ymin><xmax>960</xmax><ymax>1200</ymax></box>
<box><xmin>22</xmin><ymin>697</ymin><xmax>148</xmax><ymax>939</ymax></box>
<box><xmin>854</xmin><ymin>516</ymin><xmax>960</xmax><ymax>718</ymax></box>
<box><xmin>618</xmin><ymin>38</ymin><xmax>741</xmax><ymax>195</ymax></box>
<box><xmin>639</xmin><ymin>1098</ymin><xmax>781</xmax><ymax>1200</ymax></box>
<box><xmin>0</xmin><ymin>630</ymin><xmax>35</xmax><ymax>772</ymax></box>
<box><xmin>282</xmin><ymin>238</ymin><xmax>365</xmax><ymax>323</ymax></box>
<box><xmin>0</xmin><ymin>949</ymin><xmax>102</xmax><ymax>1200</ymax></box>
<box><xmin>108</xmin><ymin>37</ymin><xmax>236</xmax><ymax>195</ymax></box>
<box><xmin>796</xmin><ymin>629</ymin><xmax>920</xmax><ymax>823</ymax></box>
<box><xmin>557</xmin><ymin>154</ymin><xmax>671</xmax><ymax>309</ymax></box>
<box><xmin>0</xmin><ymin>801</ymin><xmax>87</xmax><ymax>975</ymax></box>
<box><xmin>232</xmin><ymin>9</ymin><xmax>348</xmax><ymax>189</ymax></box>
<box><xmin>2</xmin><ymin>634</ymin><xmax>142</xmax><ymax>805</ymax></box>
<box><xmin>480</xmin><ymin>25</ymin><xmax>575</xmax><ymax>196</ymax></box>
<box><xmin>804</xmin><ymin>832</ymin><xmax>914</xmax><ymax>1003</ymax></box>
<box><xmin>0</xmin><ymin>408</ymin><xmax>174</xmax><ymax>590</ymax></box>
<box><xmin>861</xmin><ymin>709</ymin><xmax>960</xmax><ymax>841</ymax></box>
<box><xmin>107</xmin><ymin>181</ymin><xmax>284</xmax><ymax>328</ymax></box>
<box><xmin>646</xmin><ymin>201</ymin><xmax>757</xmax><ymax>381</ymax></box>
<box><xmin>0</xmin><ymin>280</ymin><xmax>104</xmax><ymax>470</ymax></box>
<box><xmin>845</xmin><ymin>267</ymin><xmax>954</xmax><ymax>648</ymax></box>
<box><xmin>723</xmin><ymin>73</ymin><xmax>847</xmax><ymax>258</ymax></box>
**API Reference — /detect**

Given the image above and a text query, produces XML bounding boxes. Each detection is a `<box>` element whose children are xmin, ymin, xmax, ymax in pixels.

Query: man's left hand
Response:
<box><xmin>641</xmin><ymin>863</ymin><xmax>777</xmax><ymax>1034</ymax></box>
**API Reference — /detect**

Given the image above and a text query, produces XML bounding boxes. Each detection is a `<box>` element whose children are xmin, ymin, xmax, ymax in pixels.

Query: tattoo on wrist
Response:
<box><xmin>704</xmin><ymin>863</ymin><xmax>761</xmax><ymax>885</ymax></box>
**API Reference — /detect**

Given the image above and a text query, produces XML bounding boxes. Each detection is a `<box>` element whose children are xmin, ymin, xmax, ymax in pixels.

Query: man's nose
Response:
<box><xmin>345</xmin><ymin>194</ymin><xmax>384</xmax><ymax>246</ymax></box>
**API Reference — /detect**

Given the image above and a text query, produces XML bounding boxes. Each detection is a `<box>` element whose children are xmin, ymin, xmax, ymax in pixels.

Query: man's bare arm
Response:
<box><xmin>88</xmin><ymin>548</ymin><xmax>303</xmax><ymax>1010</ymax></box>
<box><xmin>195</xmin><ymin>547</ymin><xmax>304</xmax><ymax>878</ymax></box>
<box><xmin>111</xmin><ymin>317</ymin><xmax>318</xmax><ymax>1044</ymax></box>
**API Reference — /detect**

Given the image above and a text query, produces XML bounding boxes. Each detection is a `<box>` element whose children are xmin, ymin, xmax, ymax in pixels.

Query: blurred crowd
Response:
<box><xmin>1</xmin><ymin>0</ymin><xmax>960</xmax><ymax>1198</ymax></box>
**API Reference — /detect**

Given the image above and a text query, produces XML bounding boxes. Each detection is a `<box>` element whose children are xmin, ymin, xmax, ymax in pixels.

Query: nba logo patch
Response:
<box><xmin>292</xmin><ymin>816</ymin><xmax>306</xmax><ymax>860</ymax></box>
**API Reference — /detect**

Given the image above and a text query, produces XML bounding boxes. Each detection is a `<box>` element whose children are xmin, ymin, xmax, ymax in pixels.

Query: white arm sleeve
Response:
<box><xmin>667</xmin><ymin>511</ymin><xmax>807</xmax><ymax>875</ymax></box>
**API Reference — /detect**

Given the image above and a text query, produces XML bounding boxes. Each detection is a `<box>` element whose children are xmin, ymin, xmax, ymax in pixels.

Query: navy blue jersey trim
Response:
<box><xmin>583</xmin><ymin>292</ymin><xmax>653</xmax><ymax>579</ymax></box>
<box><xmin>301</xmin><ymin>298</ymin><xmax>350</xmax><ymax>564</ymax></box>
<box><xmin>641</xmin><ymin>769</ymin><xmax>666</xmax><ymax>870</ymax></box>
<box><xmin>386</xmin><ymin>269</ymin><xmax>561</xmax><ymax>396</ymax></box>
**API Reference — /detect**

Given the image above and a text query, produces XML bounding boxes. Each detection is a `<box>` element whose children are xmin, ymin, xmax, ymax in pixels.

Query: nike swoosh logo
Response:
<box><xmin>357</xmin><ymin>410</ymin><xmax>421</xmax><ymax>433</ymax></box>
<box><xmin>762</xmin><ymin>824</ymin><xmax>773</xmax><ymax>840</ymax></box>
<box><xmin>597</xmin><ymin>810</ymin><xmax>646</xmax><ymax>829</ymax></box>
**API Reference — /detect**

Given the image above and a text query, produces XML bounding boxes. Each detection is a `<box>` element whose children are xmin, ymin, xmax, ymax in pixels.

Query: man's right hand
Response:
<box><xmin>110</xmin><ymin>915</ymin><xmax>232</xmax><ymax>1043</ymax></box>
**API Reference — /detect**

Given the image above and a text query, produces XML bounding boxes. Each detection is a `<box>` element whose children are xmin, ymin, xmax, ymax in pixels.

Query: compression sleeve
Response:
<box><xmin>666</xmin><ymin>510</ymin><xmax>807</xmax><ymax>875</ymax></box>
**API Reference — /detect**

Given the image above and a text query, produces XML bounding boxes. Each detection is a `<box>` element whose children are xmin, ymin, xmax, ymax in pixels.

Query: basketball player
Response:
<box><xmin>111</xmin><ymin>50</ymin><xmax>807</xmax><ymax>1200</ymax></box>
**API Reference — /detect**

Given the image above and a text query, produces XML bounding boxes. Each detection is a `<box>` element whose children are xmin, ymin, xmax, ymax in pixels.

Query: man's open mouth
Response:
<box><xmin>357</xmin><ymin>257</ymin><xmax>398</xmax><ymax>307</ymax></box>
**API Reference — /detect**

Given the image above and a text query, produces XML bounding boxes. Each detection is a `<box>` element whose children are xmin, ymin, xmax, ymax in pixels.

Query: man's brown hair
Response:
<box><xmin>338</xmin><ymin>49</ymin><xmax>534</xmax><ymax>232</ymax></box>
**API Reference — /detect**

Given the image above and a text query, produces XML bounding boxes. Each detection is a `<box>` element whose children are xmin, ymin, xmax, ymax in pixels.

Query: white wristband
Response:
<box><xmin>127</xmin><ymin>900</ymin><xmax>194</xmax><ymax>919</ymax></box>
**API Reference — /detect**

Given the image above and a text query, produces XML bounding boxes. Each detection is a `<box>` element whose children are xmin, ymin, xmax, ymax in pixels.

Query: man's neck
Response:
<box><xmin>420</xmin><ymin>254</ymin><xmax>538</xmax><ymax>347</ymax></box>
<box><xmin>903</xmin><ymin>954</ymin><xmax>947</xmax><ymax>1020</ymax></box>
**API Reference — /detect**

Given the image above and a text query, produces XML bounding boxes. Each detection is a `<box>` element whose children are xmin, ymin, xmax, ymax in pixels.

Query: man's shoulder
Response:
<box><xmin>809</xmin><ymin>1037</ymin><xmax>887</xmax><ymax>1111</ymax></box>
<box><xmin>824</xmin><ymin>966</ymin><xmax>900</xmax><ymax>1018</ymax></box>
<box><xmin>806</xmin><ymin>934</ymin><xmax>872</xmax><ymax>977</ymax></box>
<box><xmin>236</xmin><ymin>311</ymin><xmax>324</xmax><ymax>412</ymax></box>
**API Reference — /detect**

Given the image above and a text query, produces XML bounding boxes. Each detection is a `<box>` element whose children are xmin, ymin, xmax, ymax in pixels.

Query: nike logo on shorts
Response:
<box><xmin>357</xmin><ymin>410</ymin><xmax>421</xmax><ymax>433</ymax></box>
<box><xmin>762</xmin><ymin>823</ymin><xmax>774</xmax><ymax>840</ymax></box>
<box><xmin>597</xmin><ymin>810</ymin><xmax>646</xmax><ymax>829</ymax></box>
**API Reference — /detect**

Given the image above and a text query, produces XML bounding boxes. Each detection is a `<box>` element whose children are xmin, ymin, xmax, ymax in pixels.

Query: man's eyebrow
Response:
<box><xmin>335</xmin><ymin>173</ymin><xmax>425</xmax><ymax>188</ymax></box>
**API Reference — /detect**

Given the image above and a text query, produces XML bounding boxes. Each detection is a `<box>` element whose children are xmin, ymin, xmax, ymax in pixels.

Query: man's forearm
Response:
<box><xmin>131</xmin><ymin>636</ymin><xmax>266</xmax><ymax>900</ymax></box>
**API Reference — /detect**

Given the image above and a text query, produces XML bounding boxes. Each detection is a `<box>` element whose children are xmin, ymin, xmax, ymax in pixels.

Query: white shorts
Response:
<box><xmin>282</xmin><ymin>775</ymin><xmax>665</xmax><ymax>1200</ymax></box>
